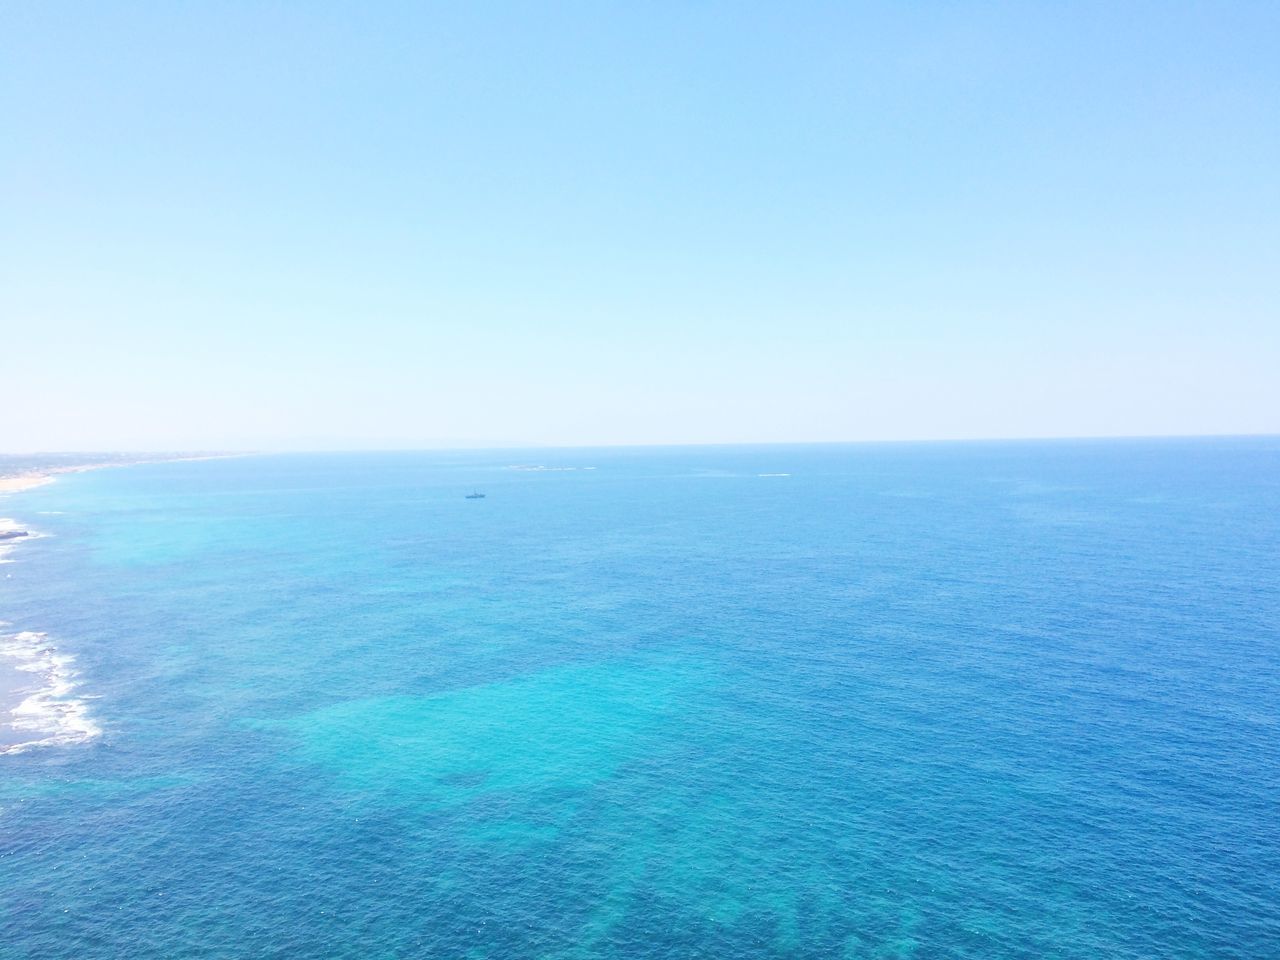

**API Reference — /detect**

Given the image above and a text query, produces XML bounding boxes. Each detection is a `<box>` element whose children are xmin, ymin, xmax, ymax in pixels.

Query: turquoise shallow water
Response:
<box><xmin>2</xmin><ymin>441</ymin><xmax>1278</xmax><ymax>958</ymax></box>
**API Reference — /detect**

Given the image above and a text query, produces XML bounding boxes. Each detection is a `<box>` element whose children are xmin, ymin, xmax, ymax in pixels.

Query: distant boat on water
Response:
<box><xmin>465</xmin><ymin>490</ymin><xmax>486</xmax><ymax>499</ymax></box>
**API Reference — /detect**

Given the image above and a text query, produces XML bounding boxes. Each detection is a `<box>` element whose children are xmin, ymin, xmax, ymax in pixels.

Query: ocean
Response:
<box><xmin>2</xmin><ymin>441</ymin><xmax>1278</xmax><ymax>958</ymax></box>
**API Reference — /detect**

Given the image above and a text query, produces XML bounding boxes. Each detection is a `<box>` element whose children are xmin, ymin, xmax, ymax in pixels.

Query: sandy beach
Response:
<box><xmin>0</xmin><ymin>459</ymin><xmax>143</xmax><ymax>496</ymax></box>
<box><xmin>0</xmin><ymin>474</ymin><xmax>56</xmax><ymax>494</ymax></box>
<box><xmin>0</xmin><ymin>453</ymin><xmax>245</xmax><ymax>498</ymax></box>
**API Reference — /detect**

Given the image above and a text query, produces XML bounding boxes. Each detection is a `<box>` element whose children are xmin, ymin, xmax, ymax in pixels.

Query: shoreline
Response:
<box><xmin>0</xmin><ymin>630</ymin><xmax>101</xmax><ymax>755</ymax></box>
<box><xmin>0</xmin><ymin>455</ymin><xmax>243</xmax><ymax>754</ymax></box>
<box><xmin>0</xmin><ymin>475</ymin><xmax>56</xmax><ymax>494</ymax></box>
<box><xmin>1</xmin><ymin>506</ymin><xmax>102</xmax><ymax>754</ymax></box>
<box><xmin>0</xmin><ymin>452</ymin><xmax>246</xmax><ymax>496</ymax></box>
<box><xmin>1</xmin><ymin>517</ymin><xmax>99</xmax><ymax>754</ymax></box>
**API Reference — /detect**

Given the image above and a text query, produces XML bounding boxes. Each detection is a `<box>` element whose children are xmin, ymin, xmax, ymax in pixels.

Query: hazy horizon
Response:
<box><xmin>4</xmin><ymin>432</ymin><xmax>1280</xmax><ymax>460</ymax></box>
<box><xmin>4</xmin><ymin>3</ymin><xmax>1277</xmax><ymax>450</ymax></box>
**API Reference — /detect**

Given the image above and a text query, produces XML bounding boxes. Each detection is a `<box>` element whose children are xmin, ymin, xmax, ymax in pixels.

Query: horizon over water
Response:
<box><xmin>2</xmin><ymin>439</ymin><xmax>1278</xmax><ymax>957</ymax></box>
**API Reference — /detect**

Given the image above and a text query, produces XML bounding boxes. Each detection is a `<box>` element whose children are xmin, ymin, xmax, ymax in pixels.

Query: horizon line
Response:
<box><xmin>7</xmin><ymin>431</ymin><xmax>1278</xmax><ymax>457</ymax></box>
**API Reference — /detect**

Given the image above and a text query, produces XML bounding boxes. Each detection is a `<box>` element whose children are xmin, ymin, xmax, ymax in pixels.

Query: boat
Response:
<box><xmin>465</xmin><ymin>490</ymin><xmax>486</xmax><ymax>499</ymax></box>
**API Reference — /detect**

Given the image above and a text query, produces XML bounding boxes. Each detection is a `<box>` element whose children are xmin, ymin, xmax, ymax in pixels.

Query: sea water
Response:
<box><xmin>1</xmin><ymin>441</ymin><xmax>1278</xmax><ymax>958</ymax></box>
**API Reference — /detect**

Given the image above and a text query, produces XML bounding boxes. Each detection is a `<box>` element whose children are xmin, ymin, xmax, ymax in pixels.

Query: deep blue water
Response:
<box><xmin>2</xmin><ymin>441</ymin><xmax>1278</xmax><ymax>958</ymax></box>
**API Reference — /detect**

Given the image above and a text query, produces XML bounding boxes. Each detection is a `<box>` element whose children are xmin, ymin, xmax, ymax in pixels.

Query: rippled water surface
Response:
<box><xmin>2</xmin><ymin>441</ymin><xmax>1278</xmax><ymax>958</ymax></box>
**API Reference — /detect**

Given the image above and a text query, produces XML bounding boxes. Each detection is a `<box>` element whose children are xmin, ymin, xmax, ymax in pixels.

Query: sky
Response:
<box><xmin>2</xmin><ymin>1</ymin><xmax>1277</xmax><ymax>451</ymax></box>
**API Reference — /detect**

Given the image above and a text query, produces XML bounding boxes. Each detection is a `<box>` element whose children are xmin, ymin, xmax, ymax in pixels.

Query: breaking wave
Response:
<box><xmin>1</xmin><ymin>630</ymin><xmax>101</xmax><ymax>755</ymax></box>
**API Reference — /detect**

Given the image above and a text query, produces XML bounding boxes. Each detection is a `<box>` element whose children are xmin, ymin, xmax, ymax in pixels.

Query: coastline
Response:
<box><xmin>0</xmin><ymin>454</ymin><xmax>239</xmax><ymax>755</ymax></box>
<box><xmin>0</xmin><ymin>474</ymin><xmax>56</xmax><ymax>494</ymax></box>
<box><xmin>0</xmin><ymin>630</ymin><xmax>101</xmax><ymax>755</ymax></box>
<box><xmin>0</xmin><ymin>452</ymin><xmax>243</xmax><ymax>496</ymax></box>
<box><xmin>0</xmin><ymin>491</ymin><xmax>102</xmax><ymax>754</ymax></box>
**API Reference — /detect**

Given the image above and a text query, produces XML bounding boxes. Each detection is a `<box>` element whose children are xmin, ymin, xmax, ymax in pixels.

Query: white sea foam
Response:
<box><xmin>757</xmin><ymin>473</ymin><xmax>791</xmax><ymax>477</ymax></box>
<box><xmin>0</xmin><ymin>517</ymin><xmax>41</xmax><ymax>564</ymax></box>
<box><xmin>1</xmin><ymin>630</ymin><xmax>101</xmax><ymax>756</ymax></box>
<box><xmin>0</xmin><ymin>513</ymin><xmax>100</xmax><ymax>755</ymax></box>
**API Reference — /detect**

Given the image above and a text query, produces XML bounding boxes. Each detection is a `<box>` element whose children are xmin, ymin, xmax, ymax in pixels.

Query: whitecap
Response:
<box><xmin>1</xmin><ymin>631</ymin><xmax>101</xmax><ymax>756</ymax></box>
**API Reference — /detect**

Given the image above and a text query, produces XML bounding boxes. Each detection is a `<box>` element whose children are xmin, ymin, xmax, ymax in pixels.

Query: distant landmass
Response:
<box><xmin>0</xmin><ymin>453</ymin><xmax>243</xmax><ymax>494</ymax></box>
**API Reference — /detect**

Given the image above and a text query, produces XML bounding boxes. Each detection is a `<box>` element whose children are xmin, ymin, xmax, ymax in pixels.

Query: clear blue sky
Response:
<box><xmin>3</xmin><ymin>2</ymin><xmax>1277</xmax><ymax>450</ymax></box>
